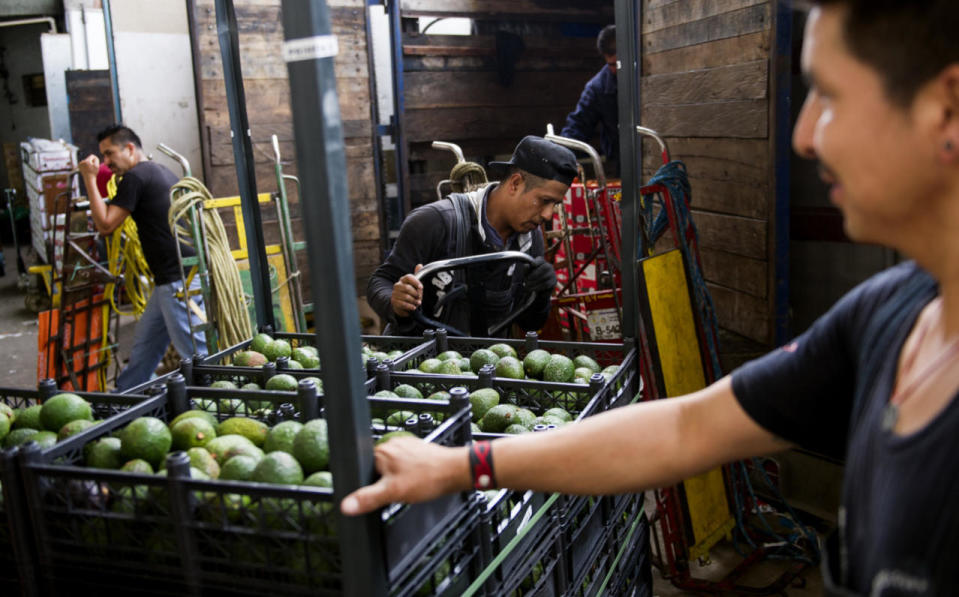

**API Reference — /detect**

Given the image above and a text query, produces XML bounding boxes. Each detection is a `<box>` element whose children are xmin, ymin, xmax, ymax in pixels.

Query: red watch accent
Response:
<box><xmin>469</xmin><ymin>440</ymin><xmax>497</xmax><ymax>490</ymax></box>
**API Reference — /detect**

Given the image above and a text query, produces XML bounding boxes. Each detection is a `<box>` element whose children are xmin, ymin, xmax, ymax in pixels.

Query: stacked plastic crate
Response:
<box><xmin>19</xmin><ymin>139</ymin><xmax>79</xmax><ymax>267</ymax></box>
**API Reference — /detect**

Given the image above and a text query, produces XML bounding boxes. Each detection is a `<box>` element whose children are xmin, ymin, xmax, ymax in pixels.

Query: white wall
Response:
<box><xmin>110</xmin><ymin>0</ymin><xmax>201</xmax><ymax>177</ymax></box>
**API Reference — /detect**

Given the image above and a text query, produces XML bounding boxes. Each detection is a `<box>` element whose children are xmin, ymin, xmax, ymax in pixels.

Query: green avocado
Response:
<box><xmin>479</xmin><ymin>404</ymin><xmax>521</xmax><ymax>433</ymax></box>
<box><xmin>171</xmin><ymin>417</ymin><xmax>217</xmax><ymax>450</ymax></box>
<box><xmin>469</xmin><ymin>349</ymin><xmax>500</xmax><ymax>372</ymax></box>
<box><xmin>234</xmin><ymin>350</ymin><xmax>268</xmax><ymax>367</ymax></box>
<box><xmin>494</xmin><ymin>356</ymin><xmax>525</xmax><ymax>380</ymax></box>
<box><xmin>218</xmin><ymin>417</ymin><xmax>269</xmax><ymax>447</ymax></box>
<box><xmin>252</xmin><ymin>451</ymin><xmax>304</xmax><ymax>485</ymax></box>
<box><xmin>572</xmin><ymin>355</ymin><xmax>601</xmax><ymax>374</ymax></box>
<box><xmin>250</xmin><ymin>333</ymin><xmax>273</xmax><ymax>354</ymax></box>
<box><xmin>40</xmin><ymin>393</ymin><xmax>92</xmax><ymax>432</ymax></box>
<box><xmin>523</xmin><ymin>349</ymin><xmax>551</xmax><ymax>378</ymax></box>
<box><xmin>266</xmin><ymin>374</ymin><xmax>298</xmax><ymax>392</ymax></box>
<box><xmin>488</xmin><ymin>343</ymin><xmax>517</xmax><ymax>359</ymax></box>
<box><xmin>543</xmin><ymin>354</ymin><xmax>575</xmax><ymax>383</ymax></box>
<box><xmin>468</xmin><ymin>388</ymin><xmax>500</xmax><ymax>422</ymax></box>
<box><xmin>264</xmin><ymin>420</ymin><xmax>304</xmax><ymax>454</ymax></box>
<box><xmin>292</xmin><ymin>422</ymin><xmax>329</xmax><ymax>474</ymax></box>
<box><xmin>393</xmin><ymin>384</ymin><xmax>423</xmax><ymax>399</ymax></box>
<box><xmin>119</xmin><ymin>417</ymin><xmax>172</xmax><ymax>468</ymax></box>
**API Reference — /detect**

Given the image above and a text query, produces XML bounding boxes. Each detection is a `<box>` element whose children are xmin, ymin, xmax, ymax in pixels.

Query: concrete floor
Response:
<box><xmin>0</xmin><ymin>244</ymin><xmax>44</xmax><ymax>388</ymax></box>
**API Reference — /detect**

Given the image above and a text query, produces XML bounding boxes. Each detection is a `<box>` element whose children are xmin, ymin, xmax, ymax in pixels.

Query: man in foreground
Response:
<box><xmin>345</xmin><ymin>2</ymin><xmax>959</xmax><ymax>593</ymax></box>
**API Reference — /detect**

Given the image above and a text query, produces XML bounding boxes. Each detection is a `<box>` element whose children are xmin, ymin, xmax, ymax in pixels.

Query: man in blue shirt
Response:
<box><xmin>561</xmin><ymin>25</ymin><xmax>619</xmax><ymax>176</ymax></box>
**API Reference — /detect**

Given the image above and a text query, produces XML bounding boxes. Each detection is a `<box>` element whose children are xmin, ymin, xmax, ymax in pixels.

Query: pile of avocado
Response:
<box><xmin>1</xmin><ymin>392</ymin><xmax>103</xmax><ymax>450</ymax></box>
<box><xmin>228</xmin><ymin>333</ymin><xmax>406</xmax><ymax>373</ymax></box>
<box><xmin>407</xmin><ymin>343</ymin><xmax>620</xmax><ymax>385</ymax></box>
<box><xmin>198</xmin><ymin>374</ymin><xmax>323</xmax><ymax>415</ymax></box>
<box><xmin>81</xmin><ymin>409</ymin><xmax>338</xmax><ymax>490</ymax></box>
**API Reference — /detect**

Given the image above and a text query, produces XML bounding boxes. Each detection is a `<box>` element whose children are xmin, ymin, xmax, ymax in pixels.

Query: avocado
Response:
<box><xmin>241</xmin><ymin>382</ymin><xmax>262</xmax><ymax>391</ymax></box>
<box><xmin>57</xmin><ymin>418</ymin><xmax>97</xmax><ymax>441</ymax></box>
<box><xmin>457</xmin><ymin>358</ymin><xmax>472</xmax><ymax>373</ymax></box>
<box><xmin>503</xmin><ymin>424</ymin><xmax>529</xmax><ymax>435</ymax></box>
<box><xmin>205</xmin><ymin>434</ymin><xmax>264</xmax><ymax>465</ymax></box>
<box><xmin>488</xmin><ymin>343</ymin><xmax>518</xmax><ymax>359</ymax></box>
<box><xmin>436</xmin><ymin>359</ymin><xmax>462</xmax><ymax>376</ymax></box>
<box><xmin>218</xmin><ymin>454</ymin><xmax>258</xmax><ymax>481</ymax></box>
<box><xmin>250</xmin><ymin>333</ymin><xmax>274</xmax><ymax>354</ymax></box>
<box><xmin>470</xmin><ymin>422</ymin><xmax>481</xmax><ymax>434</ymax></box>
<box><xmin>385</xmin><ymin>410</ymin><xmax>416</xmax><ymax>427</ymax></box>
<box><xmin>523</xmin><ymin>349</ymin><xmax>551</xmax><ymax>378</ymax></box>
<box><xmin>601</xmin><ymin>365</ymin><xmax>619</xmax><ymax>381</ymax></box>
<box><xmin>543</xmin><ymin>354</ymin><xmax>575</xmax><ymax>383</ymax></box>
<box><xmin>13</xmin><ymin>404</ymin><xmax>42</xmax><ymax>430</ymax></box>
<box><xmin>218</xmin><ymin>417</ymin><xmax>269</xmax><ymax>447</ymax></box>
<box><xmin>264</xmin><ymin>339</ymin><xmax>293</xmax><ymax>362</ymax></box>
<box><xmin>543</xmin><ymin>407</ymin><xmax>572</xmax><ymax>422</ymax></box>
<box><xmin>40</xmin><ymin>393</ymin><xmax>93</xmax><ymax>432</ymax></box>
<box><xmin>186</xmin><ymin>447</ymin><xmax>221</xmax><ymax>478</ymax></box>
<box><xmin>171</xmin><ymin>417</ymin><xmax>217</xmax><ymax>450</ymax></box>
<box><xmin>252</xmin><ymin>451</ymin><xmax>304</xmax><ymax>485</ymax></box>
<box><xmin>121</xmin><ymin>459</ymin><xmax>154</xmax><ymax>474</ymax></box>
<box><xmin>234</xmin><ymin>350</ymin><xmax>268</xmax><ymax>367</ymax></box>
<box><xmin>573</xmin><ymin>367</ymin><xmax>595</xmax><ymax>382</ymax></box>
<box><xmin>376</xmin><ymin>430</ymin><xmax>416</xmax><ymax>446</ymax></box>
<box><xmin>171</xmin><ymin>409</ymin><xmax>219</xmax><ymax>432</ymax></box>
<box><xmin>393</xmin><ymin>384</ymin><xmax>423</xmax><ymax>399</ymax></box>
<box><xmin>300</xmin><ymin>345</ymin><xmax>319</xmax><ymax>357</ymax></box>
<box><xmin>266</xmin><ymin>374</ymin><xmax>298</xmax><ymax>392</ymax></box>
<box><xmin>29</xmin><ymin>430</ymin><xmax>57</xmax><ymax>450</ymax></box>
<box><xmin>0</xmin><ymin>404</ymin><xmax>14</xmax><ymax>441</ymax></box>
<box><xmin>418</xmin><ymin>358</ymin><xmax>443</xmax><ymax>373</ymax></box>
<box><xmin>374</xmin><ymin>390</ymin><xmax>399</xmax><ymax>399</ymax></box>
<box><xmin>302</xmin><ymin>376</ymin><xmax>323</xmax><ymax>393</ymax></box>
<box><xmin>371</xmin><ymin>351</ymin><xmax>390</xmax><ymax>362</ymax></box>
<box><xmin>494</xmin><ymin>356</ymin><xmax>525</xmax><ymax>380</ymax></box>
<box><xmin>209</xmin><ymin>380</ymin><xmax>238</xmax><ymax>389</ymax></box>
<box><xmin>264</xmin><ymin>420</ymin><xmax>303</xmax><ymax>454</ymax></box>
<box><xmin>573</xmin><ymin>355</ymin><xmax>601</xmax><ymax>374</ymax></box>
<box><xmin>468</xmin><ymin>388</ymin><xmax>500</xmax><ymax>422</ymax></box>
<box><xmin>479</xmin><ymin>404</ymin><xmax>521</xmax><ymax>433</ymax></box>
<box><xmin>292</xmin><ymin>423</ymin><xmax>330</xmax><ymax>474</ymax></box>
<box><xmin>514</xmin><ymin>408</ymin><xmax>536</xmax><ymax>429</ymax></box>
<box><xmin>286</xmin><ymin>360</ymin><xmax>305</xmax><ymax>370</ymax></box>
<box><xmin>532</xmin><ymin>415</ymin><xmax>567</xmax><ymax>428</ymax></box>
<box><xmin>437</xmin><ymin>350</ymin><xmax>463</xmax><ymax>362</ymax></box>
<box><xmin>469</xmin><ymin>349</ymin><xmax>500</xmax><ymax>372</ymax></box>
<box><xmin>291</xmin><ymin>347</ymin><xmax>320</xmax><ymax>369</ymax></box>
<box><xmin>85</xmin><ymin>437</ymin><xmax>123</xmax><ymax>468</ymax></box>
<box><xmin>303</xmin><ymin>471</ymin><xmax>333</xmax><ymax>488</ymax></box>
<box><xmin>119</xmin><ymin>417</ymin><xmax>172</xmax><ymax>468</ymax></box>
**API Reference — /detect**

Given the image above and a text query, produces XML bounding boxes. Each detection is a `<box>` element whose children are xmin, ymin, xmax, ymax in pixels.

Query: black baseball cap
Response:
<box><xmin>488</xmin><ymin>136</ymin><xmax>578</xmax><ymax>186</ymax></box>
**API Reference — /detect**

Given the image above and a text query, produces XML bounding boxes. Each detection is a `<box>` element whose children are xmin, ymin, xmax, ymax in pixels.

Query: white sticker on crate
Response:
<box><xmin>282</xmin><ymin>35</ymin><xmax>338</xmax><ymax>62</ymax></box>
<box><xmin>587</xmin><ymin>308</ymin><xmax>621</xmax><ymax>340</ymax></box>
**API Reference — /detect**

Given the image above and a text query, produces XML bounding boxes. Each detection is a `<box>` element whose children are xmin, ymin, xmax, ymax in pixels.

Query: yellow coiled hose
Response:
<box><xmin>168</xmin><ymin>177</ymin><xmax>253</xmax><ymax>351</ymax></box>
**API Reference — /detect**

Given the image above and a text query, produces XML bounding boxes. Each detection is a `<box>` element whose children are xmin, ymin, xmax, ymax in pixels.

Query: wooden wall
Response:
<box><xmin>191</xmin><ymin>0</ymin><xmax>380</xmax><ymax>293</ymax></box>
<box><xmin>399</xmin><ymin>0</ymin><xmax>614</xmax><ymax>206</ymax></box>
<box><xmin>640</xmin><ymin>0</ymin><xmax>775</xmax><ymax>345</ymax></box>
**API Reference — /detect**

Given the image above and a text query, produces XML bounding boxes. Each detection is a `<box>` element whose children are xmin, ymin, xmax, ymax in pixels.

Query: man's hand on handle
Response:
<box><xmin>391</xmin><ymin>264</ymin><xmax>424</xmax><ymax>317</ymax></box>
<box><xmin>523</xmin><ymin>256</ymin><xmax>557</xmax><ymax>294</ymax></box>
<box><xmin>339</xmin><ymin>437</ymin><xmax>470</xmax><ymax>516</ymax></box>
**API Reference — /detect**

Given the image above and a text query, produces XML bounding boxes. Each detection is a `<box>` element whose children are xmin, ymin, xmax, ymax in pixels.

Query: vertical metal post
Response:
<box><xmin>615</xmin><ymin>0</ymin><xmax>642</xmax><ymax>343</ymax></box>
<box><xmin>387</xmin><ymin>0</ymin><xmax>410</xmax><ymax>220</ymax></box>
<box><xmin>278</xmin><ymin>2</ymin><xmax>386</xmax><ymax>595</ymax></box>
<box><xmin>772</xmin><ymin>0</ymin><xmax>793</xmax><ymax>345</ymax></box>
<box><xmin>214</xmin><ymin>0</ymin><xmax>276</xmax><ymax>331</ymax></box>
<box><xmin>102</xmin><ymin>0</ymin><xmax>122</xmax><ymax>123</ymax></box>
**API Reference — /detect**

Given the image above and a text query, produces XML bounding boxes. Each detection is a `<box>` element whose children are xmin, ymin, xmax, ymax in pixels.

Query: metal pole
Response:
<box><xmin>387</xmin><ymin>0</ymin><xmax>410</xmax><ymax>221</ymax></box>
<box><xmin>214</xmin><ymin>0</ymin><xmax>276</xmax><ymax>331</ymax></box>
<box><xmin>102</xmin><ymin>0</ymin><xmax>122</xmax><ymax>123</ymax></box>
<box><xmin>615</xmin><ymin>0</ymin><xmax>642</xmax><ymax>344</ymax></box>
<box><xmin>278</xmin><ymin>2</ymin><xmax>386</xmax><ymax>596</ymax></box>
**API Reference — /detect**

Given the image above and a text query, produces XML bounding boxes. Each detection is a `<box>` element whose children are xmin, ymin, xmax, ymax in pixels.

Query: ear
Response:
<box><xmin>930</xmin><ymin>64</ymin><xmax>959</xmax><ymax>163</ymax></box>
<box><xmin>507</xmin><ymin>172</ymin><xmax>525</xmax><ymax>194</ymax></box>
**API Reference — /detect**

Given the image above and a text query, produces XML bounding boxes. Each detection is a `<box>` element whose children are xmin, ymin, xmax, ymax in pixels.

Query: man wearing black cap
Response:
<box><xmin>367</xmin><ymin>136</ymin><xmax>578</xmax><ymax>337</ymax></box>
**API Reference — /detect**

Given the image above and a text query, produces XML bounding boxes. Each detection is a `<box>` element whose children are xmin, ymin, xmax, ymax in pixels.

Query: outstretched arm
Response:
<box><xmin>341</xmin><ymin>376</ymin><xmax>788</xmax><ymax>515</ymax></box>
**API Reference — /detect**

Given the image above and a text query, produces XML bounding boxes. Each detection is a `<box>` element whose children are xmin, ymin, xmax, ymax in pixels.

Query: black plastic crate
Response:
<box><xmin>480</xmin><ymin>500</ymin><xmax>567</xmax><ymax>597</ymax></box>
<box><xmin>0</xmin><ymin>381</ymin><xmax>159</xmax><ymax>596</ymax></box>
<box><xmin>200</xmin><ymin>332</ymin><xmax>430</xmax><ymax>374</ymax></box>
<box><xmin>564</xmin><ymin>493</ymin><xmax>647</xmax><ymax>597</ymax></box>
<box><xmin>473</xmin><ymin>489</ymin><xmax>556</xmax><ymax>591</ymax></box>
<box><xmin>603</xmin><ymin>509</ymin><xmax>651</xmax><ymax>597</ymax></box>
<box><xmin>560</xmin><ymin>493</ymin><xmax>613</xmax><ymax>592</ymax></box>
<box><xmin>15</xmin><ymin>375</ymin><xmax>475</xmax><ymax>596</ymax></box>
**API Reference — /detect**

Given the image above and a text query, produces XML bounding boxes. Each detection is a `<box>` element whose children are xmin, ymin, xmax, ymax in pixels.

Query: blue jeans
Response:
<box><xmin>116</xmin><ymin>280</ymin><xmax>208</xmax><ymax>391</ymax></box>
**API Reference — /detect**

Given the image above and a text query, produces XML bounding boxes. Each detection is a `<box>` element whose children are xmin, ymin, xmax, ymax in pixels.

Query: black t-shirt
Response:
<box><xmin>367</xmin><ymin>185</ymin><xmax>550</xmax><ymax>337</ymax></box>
<box><xmin>109</xmin><ymin>160</ymin><xmax>193</xmax><ymax>285</ymax></box>
<box><xmin>732</xmin><ymin>262</ymin><xmax>959</xmax><ymax>595</ymax></box>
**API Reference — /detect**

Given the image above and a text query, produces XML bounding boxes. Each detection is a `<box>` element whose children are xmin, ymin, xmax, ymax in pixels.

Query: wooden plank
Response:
<box><xmin>641</xmin><ymin>172</ymin><xmax>770</xmax><ymax>220</ymax></box>
<box><xmin>403</xmin><ymin>105</ymin><xmax>572</xmax><ymax>144</ymax></box>
<box><xmin>399</xmin><ymin>0</ymin><xmax>613</xmax><ymax>21</ymax></box>
<box><xmin>644</xmin><ymin>31</ymin><xmax>770</xmax><ymax>76</ymax></box>
<box><xmin>644</xmin><ymin>4</ymin><xmax>770</xmax><ymax>55</ymax></box>
<box><xmin>642</xmin><ymin>60</ymin><xmax>767</xmax><ymax>106</ymax></box>
<box><xmin>402</xmin><ymin>33</ymin><xmax>595</xmax><ymax>58</ymax></box>
<box><xmin>409</xmin><ymin>138</ymin><xmax>515</xmax><ymax>161</ymax></box>
<box><xmin>700</xmin><ymin>249</ymin><xmax>766</xmax><ymax>298</ymax></box>
<box><xmin>694</xmin><ymin>210</ymin><xmax>766</xmax><ymax>260</ymax></box>
<box><xmin>708</xmin><ymin>282</ymin><xmax>769</xmax><ymax>343</ymax></box>
<box><xmin>642</xmin><ymin>99</ymin><xmax>767</xmax><ymax>138</ymax></box>
<box><xmin>404</xmin><ymin>70</ymin><xmax>590</xmax><ymax>110</ymax></box>
<box><xmin>352</xmin><ymin>210</ymin><xmax>382</xmax><ymax>242</ymax></box>
<box><xmin>403</xmin><ymin>54</ymin><xmax>599</xmax><ymax>73</ymax></box>
<box><xmin>643</xmin><ymin>0</ymin><xmax>767</xmax><ymax>34</ymax></box>
<box><xmin>197</xmin><ymin>35</ymin><xmax>368</xmax><ymax>81</ymax></box>
<box><xmin>643</xmin><ymin>137</ymin><xmax>768</xmax><ymax>186</ymax></box>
